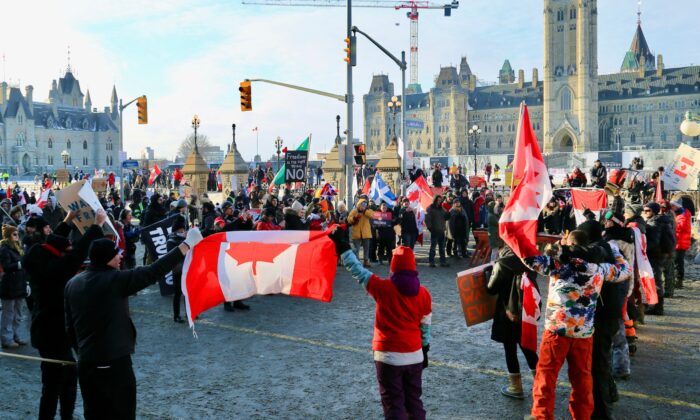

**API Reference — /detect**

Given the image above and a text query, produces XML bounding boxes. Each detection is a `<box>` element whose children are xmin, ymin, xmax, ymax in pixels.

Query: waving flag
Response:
<box><xmin>319</xmin><ymin>182</ymin><xmax>338</xmax><ymax>198</ymax></box>
<box><xmin>499</xmin><ymin>104</ymin><xmax>552</xmax><ymax>258</ymax></box>
<box><xmin>148</xmin><ymin>164</ymin><xmax>162</xmax><ymax>185</ymax></box>
<box><xmin>36</xmin><ymin>187</ymin><xmax>51</xmax><ymax>209</ymax></box>
<box><xmin>521</xmin><ymin>274</ymin><xmax>541</xmax><ymax>352</ymax></box>
<box><xmin>182</xmin><ymin>229</ymin><xmax>337</xmax><ymax>326</ymax></box>
<box><xmin>369</xmin><ymin>172</ymin><xmax>397</xmax><ymax>208</ymax></box>
<box><xmin>631</xmin><ymin>226</ymin><xmax>658</xmax><ymax>305</ymax></box>
<box><xmin>570</xmin><ymin>189</ymin><xmax>607</xmax><ymax>225</ymax></box>
<box><xmin>271</xmin><ymin>136</ymin><xmax>310</xmax><ymax>186</ymax></box>
<box><xmin>405</xmin><ymin>176</ymin><xmax>433</xmax><ymax>244</ymax></box>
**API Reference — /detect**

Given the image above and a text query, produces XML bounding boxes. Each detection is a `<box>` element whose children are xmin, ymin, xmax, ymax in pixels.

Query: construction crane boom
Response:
<box><xmin>242</xmin><ymin>0</ymin><xmax>459</xmax><ymax>85</ymax></box>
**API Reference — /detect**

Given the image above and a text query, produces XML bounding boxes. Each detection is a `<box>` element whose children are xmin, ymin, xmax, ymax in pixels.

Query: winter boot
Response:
<box><xmin>501</xmin><ymin>373</ymin><xmax>525</xmax><ymax>399</ymax></box>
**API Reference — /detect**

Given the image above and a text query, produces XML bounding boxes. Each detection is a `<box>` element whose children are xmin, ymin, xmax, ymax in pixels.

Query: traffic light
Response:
<box><xmin>353</xmin><ymin>143</ymin><xmax>366</xmax><ymax>165</ymax></box>
<box><xmin>344</xmin><ymin>36</ymin><xmax>356</xmax><ymax>67</ymax></box>
<box><xmin>136</xmin><ymin>95</ymin><xmax>148</xmax><ymax>124</ymax></box>
<box><xmin>239</xmin><ymin>81</ymin><xmax>252</xmax><ymax>112</ymax></box>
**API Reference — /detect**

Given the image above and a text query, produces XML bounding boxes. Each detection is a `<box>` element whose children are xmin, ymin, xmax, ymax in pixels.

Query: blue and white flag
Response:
<box><xmin>370</xmin><ymin>172</ymin><xmax>397</xmax><ymax>208</ymax></box>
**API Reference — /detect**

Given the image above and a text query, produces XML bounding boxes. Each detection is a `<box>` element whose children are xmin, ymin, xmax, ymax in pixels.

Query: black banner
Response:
<box><xmin>597</xmin><ymin>151</ymin><xmax>622</xmax><ymax>170</ymax></box>
<box><xmin>139</xmin><ymin>215</ymin><xmax>179</xmax><ymax>296</ymax></box>
<box><xmin>285</xmin><ymin>150</ymin><xmax>308</xmax><ymax>183</ymax></box>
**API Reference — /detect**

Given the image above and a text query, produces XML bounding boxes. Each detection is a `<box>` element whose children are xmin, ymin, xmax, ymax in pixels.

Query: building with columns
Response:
<box><xmin>0</xmin><ymin>68</ymin><xmax>122</xmax><ymax>175</ymax></box>
<box><xmin>364</xmin><ymin>0</ymin><xmax>700</xmax><ymax>160</ymax></box>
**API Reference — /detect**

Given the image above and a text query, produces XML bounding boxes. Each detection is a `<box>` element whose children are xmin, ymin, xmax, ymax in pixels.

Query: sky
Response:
<box><xmin>1</xmin><ymin>0</ymin><xmax>698</xmax><ymax>162</ymax></box>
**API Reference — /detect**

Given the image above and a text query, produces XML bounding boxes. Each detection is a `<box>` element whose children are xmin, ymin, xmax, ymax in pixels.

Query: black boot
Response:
<box><xmin>233</xmin><ymin>301</ymin><xmax>251</xmax><ymax>310</ymax></box>
<box><xmin>224</xmin><ymin>302</ymin><xmax>236</xmax><ymax>312</ymax></box>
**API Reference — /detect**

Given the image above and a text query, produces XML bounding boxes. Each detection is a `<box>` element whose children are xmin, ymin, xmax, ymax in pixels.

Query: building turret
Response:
<box><xmin>84</xmin><ymin>89</ymin><xmax>92</xmax><ymax>112</ymax></box>
<box><xmin>499</xmin><ymin>60</ymin><xmax>515</xmax><ymax>84</ymax></box>
<box><xmin>110</xmin><ymin>85</ymin><xmax>119</xmax><ymax>118</ymax></box>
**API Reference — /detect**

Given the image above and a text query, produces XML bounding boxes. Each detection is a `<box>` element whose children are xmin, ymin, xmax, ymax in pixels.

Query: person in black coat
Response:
<box><xmin>486</xmin><ymin>246</ymin><xmax>540</xmax><ymax>399</ymax></box>
<box><xmin>24</xmin><ymin>210</ymin><xmax>105</xmax><ymax>420</ymax></box>
<box><xmin>373</xmin><ymin>202</ymin><xmax>397</xmax><ymax>265</ymax></box>
<box><xmin>397</xmin><ymin>198</ymin><xmax>419</xmax><ymax>249</ymax></box>
<box><xmin>447</xmin><ymin>200</ymin><xmax>469</xmax><ymax>258</ymax></box>
<box><xmin>431</xmin><ymin>166</ymin><xmax>443</xmax><ymax>187</ymax></box>
<box><xmin>64</xmin><ymin>228</ymin><xmax>203</xmax><ymax>420</ymax></box>
<box><xmin>283</xmin><ymin>201</ymin><xmax>308</xmax><ymax>231</ymax></box>
<box><xmin>0</xmin><ymin>225</ymin><xmax>29</xmax><ymax>348</ymax></box>
<box><xmin>166</xmin><ymin>215</ymin><xmax>187</xmax><ymax>323</ymax></box>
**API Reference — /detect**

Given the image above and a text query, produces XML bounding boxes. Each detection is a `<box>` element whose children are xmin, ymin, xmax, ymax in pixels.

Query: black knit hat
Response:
<box><xmin>171</xmin><ymin>215</ymin><xmax>187</xmax><ymax>232</ymax></box>
<box><xmin>577</xmin><ymin>220</ymin><xmax>603</xmax><ymax>243</ymax></box>
<box><xmin>46</xmin><ymin>234</ymin><xmax>71</xmax><ymax>253</ymax></box>
<box><xmin>88</xmin><ymin>238</ymin><xmax>120</xmax><ymax>266</ymax></box>
<box><xmin>26</xmin><ymin>217</ymin><xmax>49</xmax><ymax>231</ymax></box>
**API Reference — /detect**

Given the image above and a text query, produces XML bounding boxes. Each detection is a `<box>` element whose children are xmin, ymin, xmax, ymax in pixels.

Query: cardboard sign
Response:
<box><xmin>55</xmin><ymin>180</ymin><xmax>116</xmax><ymax>235</ymax></box>
<box><xmin>56</xmin><ymin>169</ymin><xmax>70</xmax><ymax>184</ymax></box>
<box><xmin>456</xmin><ymin>263</ymin><xmax>497</xmax><ymax>327</ymax></box>
<box><xmin>371</xmin><ymin>211</ymin><xmax>393</xmax><ymax>227</ymax></box>
<box><xmin>662</xmin><ymin>143</ymin><xmax>700</xmax><ymax>191</ymax></box>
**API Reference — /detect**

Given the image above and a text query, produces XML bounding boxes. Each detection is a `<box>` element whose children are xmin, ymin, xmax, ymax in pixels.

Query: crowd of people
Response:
<box><xmin>0</xmin><ymin>155</ymin><xmax>696</xmax><ymax>419</ymax></box>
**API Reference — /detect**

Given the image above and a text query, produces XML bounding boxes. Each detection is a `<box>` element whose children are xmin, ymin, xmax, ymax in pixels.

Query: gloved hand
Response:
<box><xmin>422</xmin><ymin>345</ymin><xmax>430</xmax><ymax>369</ymax></box>
<box><xmin>328</xmin><ymin>226</ymin><xmax>351</xmax><ymax>256</ymax></box>
<box><xmin>184</xmin><ymin>227</ymin><xmax>204</xmax><ymax>249</ymax></box>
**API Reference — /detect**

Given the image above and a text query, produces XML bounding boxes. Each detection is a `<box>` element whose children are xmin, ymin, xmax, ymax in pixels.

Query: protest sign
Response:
<box><xmin>285</xmin><ymin>150</ymin><xmax>308</xmax><ymax>183</ymax></box>
<box><xmin>139</xmin><ymin>214</ymin><xmax>179</xmax><ymax>296</ymax></box>
<box><xmin>662</xmin><ymin>143</ymin><xmax>700</xmax><ymax>191</ymax></box>
<box><xmin>55</xmin><ymin>180</ymin><xmax>116</xmax><ymax>236</ymax></box>
<box><xmin>456</xmin><ymin>263</ymin><xmax>496</xmax><ymax>327</ymax></box>
<box><xmin>371</xmin><ymin>211</ymin><xmax>393</xmax><ymax>227</ymax></box>
<box><xmin>56</xmin><ymin>169</ymin><xmax>70</xmax><ymax>184</ymax></box>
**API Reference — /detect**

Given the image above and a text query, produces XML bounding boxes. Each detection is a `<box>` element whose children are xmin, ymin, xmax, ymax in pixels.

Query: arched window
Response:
<box><xmin>106</xmin><ymin>139</ymin><xmax>112</xmax><ymax>151</ymax></box>
<box><xmin>486</xmin><ymin>140</ymin><xmax>491</xmax><ymax>149</ymax></box>
<box><xmin>67</xmin><ymin>139</ymin><xmax>71</xmax><ymax>149</ymax></box>
<box><xmin>83</xmin><ymin>119</ymin><xmax>89</xmax><ymax>130</ymax></box>
<box><xmin>437</xmin><ymin>139</ymin><xmax>442</xmax><ymax>149</ymax></box>
<box><xmin>66</xmin><ymin>118</ymin><xmax>72</xmax><ymax>129</ymax></box>
<box><xmin>416</xmin><ymin>139</ymin><xmax>422</xmax><ymax>149</ymax></box>
<box><xmin>445</xmin><ymin>138</ymin><xmax>450</xmax><ymax>149</ymax></box>
<box><xmin>630</xmin><ymin>133</ymin><xmax>636</xmax><ymax>144</ymax></box>
<box><xmin>570</xmin><ymin>7</ymin><xmax>576</xmax><ymax>19</ymax></box>
<box><xmin>83</xmin><ymin>157</ymin><xmax>88</xmax><ymax>166</ymax></box>
<box><xmin>660</xmin><ymin>132</ymin><xmax>667</xmax><ymax>144</ymax></box>
<box><xmin>427</xmin><ymin>139</ymin><xmax>431</xmax><ymax>149</ymax></box>
<box><xmin>560</xmin><ymin>87</ymin><xmax>572</xmax><ymax>111</ymax></box>
<box><xmin>83</xmin><ymin>140</ymin><xmax>88</xmax><ymax>150</ymax></box>
<box><xmin>509</xmin><ymin>138</ymin><xmax>514</xmax><ymax>147</ymax></box>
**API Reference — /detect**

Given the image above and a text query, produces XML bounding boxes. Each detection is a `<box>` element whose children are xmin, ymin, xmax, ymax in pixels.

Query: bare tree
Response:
<box><xmin>177</xmin><ymin>133</ymin><xmax>211</xmax><ymax>160</ymax></box>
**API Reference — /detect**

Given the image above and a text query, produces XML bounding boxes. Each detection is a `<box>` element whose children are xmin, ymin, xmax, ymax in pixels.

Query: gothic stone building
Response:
<box><xmin>0</xmin><ymin>69</ymin><xmax>121</xmax><ymax>175</ymax></box>
<box><xmin>364</xmin><ymin>0</ymin><xmax>700</xmax><ymax>159</ymax></box>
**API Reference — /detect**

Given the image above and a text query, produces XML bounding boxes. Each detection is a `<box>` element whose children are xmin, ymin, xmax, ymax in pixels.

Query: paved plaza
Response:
<box><xmin>2</xmin><ymin>246</ymin><xmax>700</xmax><ymax>419</ymax></box>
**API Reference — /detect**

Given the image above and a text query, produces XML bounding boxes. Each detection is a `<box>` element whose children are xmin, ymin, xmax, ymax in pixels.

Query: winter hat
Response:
<box><xmin>291</xmin><ymin>200</ymin><xmax>304</xmax><ymax>212</ymax></box>
<box><xmin>176</xmin><ymin>199</ymin><xmax>188</xmax><ymax>209</ymax></box>
<box><xmin>10</xmin><ymin>205</ymin><xmax>23</xmax><ymax>217</ymax></box>
<box><xmin>670</xmin><ymin>199</ymin><xmax>684</xmax><ymax>208</ymax></box>
<box><xmin>46</xmin><ymin>234</ymin><xmax>71</xmax><ymax>253</ymax></box>
<box><xmin>390</xmin><ymin>246</ymin><xmax>417</xmax><ymax>273</ymax></box>
<box><xmin>577</xmin><ymin>219</ymin><xmax>603</xmax><ymax>243</ymax></box>
<box><xmin>644</xmin><ymin>202</ymin><xmax>661</xmax><ymax>215</ymax></box>
<box><xmin>27</xmin><ymin>204</ymin><xmax>43</xmax><ymax>217</ymax></box>
<box><xmin>263</xmin><ymin>208</ymin><xmax>276</xmax><ymax>218</ymax></box>
<box><xmin>89</xmin><ymin>238</ymin><xmax>120</xmax><ymax>266</ymax></box>
<box><xmin>26</xmin><ymin>217</ymin><xmax>49</xmax><ymax>231</ymax></box>
<box><xmin>2</xmin><ymin>224</ymin><xmax>17</xmax><ymax>240</ymax></box>
<box><xmin>171</xmin><ymin>215</ymin><xmax>188</xmax><ymax>232</ymax></box>
<box><xmin>624</xmin><ymin>203</ymin><xmax>642</xmax><ymax>218</ymax></box>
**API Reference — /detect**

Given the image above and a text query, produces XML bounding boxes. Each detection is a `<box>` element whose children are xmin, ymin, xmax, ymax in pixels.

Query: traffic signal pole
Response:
<box><xmin>346</xmin><ymin>0</ymin><xmax>354</xmax><ymax>207</ymax></box>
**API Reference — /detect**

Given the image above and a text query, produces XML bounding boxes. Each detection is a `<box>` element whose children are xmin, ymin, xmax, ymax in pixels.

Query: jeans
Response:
<box><xmin>402</xmin><ymin>233</ymin><xmax>417</xmax><ymax>249</ymax></box>
<box><xmin>428</xmin><ymin>231</ymin><xmax>446</xmax><ymax>264</ymax></box>
<box><xmin>38</xmin><ymin>346</ymin><xmax>77</xmax><ymax>420</ymax></box>
<box><xmin>78</xmin><ymin>356</ymin><xmax>136</xmax><ymax>420</ymax></box>
<box><xmin>352</xmin><ymin>238</ymin><xmax>370</xmax><ymax>262</ymax></box>
<box><xmin>374</xmin><ymin>361</ymin><xmax>425</xmax><ymax>420</ymax></box>
<box><xmin>1</xmin><ymin>298</ymin><xmax>23</xmax><ymax>345</ymax></box>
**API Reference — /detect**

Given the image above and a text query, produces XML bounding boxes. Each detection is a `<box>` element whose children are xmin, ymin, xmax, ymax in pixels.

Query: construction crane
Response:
<box><xmin>241</xmin><ymin>0</ymin><xmax>459</xmax><ymax>86</ymax></box>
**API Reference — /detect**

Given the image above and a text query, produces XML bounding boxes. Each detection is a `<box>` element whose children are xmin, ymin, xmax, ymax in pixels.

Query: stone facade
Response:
<box><xmin>0</xmin><ymin>69</ymin><xmax>121</xmax><ymax>175</ymax></box>
<box><xmin>363</xmin><ymin>0</ymin><xmax>700</xmax><ymax>159</ymax></box>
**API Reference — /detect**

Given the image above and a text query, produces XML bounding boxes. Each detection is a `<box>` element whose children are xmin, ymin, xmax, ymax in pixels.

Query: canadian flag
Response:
<box><xmin>521</xmin><ymin>274</ymin><xmax>541</xmax><ymax>352</ymax></box>
<box><xmin>631</xmin><ymin>226</ymin><xmax>658</xmax><ymax>305</ymax></box>
<box><xmin>148</xmin><ymin>164</ymin><xmax>161</xmax><ymax>185</ymax></box>
<box><xmin>181</xmin><ymin>229</ymin><xmax>338</xmax><ymax>326</ymax></box>
<box><xmin>570</xmin><ymin>189</ymin><xmax>607</xmax><ymax>226</ymax></box>
<box><xmin>362</xmin><ymin>177</ymin><xmax>372</xmax><ymax>195</ymax></box>
<box><xmin>499</xmin><ymin>104</ymin><xmax>552</xmax><ymax>258</ymax></box>
<box><xmin>405</xmin><ymin>176</ymin><xmax>433</xmax><ymax>244</ymax></box>
<box><xmin>36</xmin><ymin>187</ymin><xmax>51</xmax><ymax>209</ymax></box>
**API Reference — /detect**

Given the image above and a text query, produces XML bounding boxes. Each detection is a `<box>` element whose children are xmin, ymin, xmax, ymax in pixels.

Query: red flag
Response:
<box><xmin>570</xmin><ymin>189</ymin><xmax>607</xmax><ymax>225</ymax></box>
<box><xmin>655</xmin><ymin>179</ymin><xmax>663</xmax><ymax>202</ymax></box>
<box><xmin>362</xmin><ymin>178</ymin><xmax>372</xmax><ymax>195</ymax></box>
<box><xmin>521</xmin><ymin>274</ymin><xmax>541</xmax><ymax>352</ymax></box>
<box><xmin>498</xmin><ymin>104</ymin><xmax>552</xmax><ymax>258</ymax></box>
<box><xmin>36</xmin><ymin>188</ymin><xmax>51</xmax><ymax>209</ymax></box>
<box><xmin>182</xmin><ymin>229</ymin><xmax>338</xmax><ymax>325</ymax></box>
<box><xmin>148</xmin><ymin>164</ymin><xmax>161</xmax><ymax>185</ymax></box>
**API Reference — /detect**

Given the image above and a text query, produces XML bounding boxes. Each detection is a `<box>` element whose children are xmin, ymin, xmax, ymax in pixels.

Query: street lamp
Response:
<box><xmin>191</xmin><ymin>115</ymin><xmax>201</xmax><ymax>153</ymax></box>
<box><xmin>275</xmin><ymin>136</ymin><xmax>284</xmax><ymax>173</ymax></box>
<box><xmin>387</xmin><ymin>95</ymin><xmax>401</xmax><ymax>142</ymax></box>
<box><xmin>61</xmin><ymin>150</ymin><xmax>69</xmax><ymax>169</ymax></box>
<box><xmin>680</xmin><ymin>111</ymin><xmax>700</xmax><ymax>138</ymax></box>
<box><xmin>468</xmin><ymin>124</ymin><xmax>481</xmax><ymax>176</ymax></box>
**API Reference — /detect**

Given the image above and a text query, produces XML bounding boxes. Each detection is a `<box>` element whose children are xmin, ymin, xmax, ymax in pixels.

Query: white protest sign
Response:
<box><xmin>56</xmin><ymin>180</ymin><xmax>116</xmax><ymax>235</ymax></box>
<box><xmin>661</xmin><ymin>143</ymin><xmax>700</xmax><ymax>191</ymax></box>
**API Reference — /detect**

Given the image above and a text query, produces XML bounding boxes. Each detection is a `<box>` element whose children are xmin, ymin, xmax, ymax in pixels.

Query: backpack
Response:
<box><xmin>658</xmin><ymin>220</ymin><xmax>677</xmax><ymax>254</ymax></box>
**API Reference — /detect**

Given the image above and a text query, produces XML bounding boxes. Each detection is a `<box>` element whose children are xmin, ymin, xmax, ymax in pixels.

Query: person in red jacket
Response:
<box><xmin>671</xmin><ymin>199</ymin><xmax>691</xmax><ymax>290</ymax></box>
<box><xmin>330</xmin><ymin>227</ymin><xmax>432</xmax><ymax>420</ymax></box>
<box><xmin>255</xmin><ymin>208</ymin><xmax>282</xmax><ymax>231</ymax></box>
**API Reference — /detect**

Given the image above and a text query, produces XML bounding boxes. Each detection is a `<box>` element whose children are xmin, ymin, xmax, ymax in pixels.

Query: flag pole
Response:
<box><xmin>511</xmin><ymin>102</ymin><xmax>526</xmax><ymax>191</ymax></box>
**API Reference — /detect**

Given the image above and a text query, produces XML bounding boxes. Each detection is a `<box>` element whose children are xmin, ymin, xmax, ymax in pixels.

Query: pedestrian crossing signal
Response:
<box><xmin>239</xmin><ymin>81</ymin><xmax>252</xmax><ymax>112</ymax></box>
<box><xmin>354</xmin><ymin>143</ymin><xmax>366</xmax><ymax>165</ymax></box>
<box><xmin>137</xmin><ymin>96</ymin><xmax>148</xmax><ymax>124</ymax></box>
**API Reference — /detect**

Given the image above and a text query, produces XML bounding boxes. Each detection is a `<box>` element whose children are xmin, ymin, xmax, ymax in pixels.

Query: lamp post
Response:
<box><xmin>191</xmin><ymin>114</ymin><xmax>201</xmax><ymax>153</ymax></box>
<box><xmin>274</xmin><ymin>136</ymin><xmax>284</xmax><ymax>173</ymax></box>
<box><xmin>61</xmin><ymin>150</ymin><xmax>69</xmax><ymax>170</ymax></box>
<box><xmin>468</xmin><ymin>124</ymin><xmax>481</xmax><ymax>176</ymax></box>
<box><xmin>387</xmin><ymin>95</ymin><xmax>401</xmax><ymax>143</ymax></box>
<box><xmin>680</xmin><ymin>111</ymin><xmax>700</xmax><ymax>138</ymax></box>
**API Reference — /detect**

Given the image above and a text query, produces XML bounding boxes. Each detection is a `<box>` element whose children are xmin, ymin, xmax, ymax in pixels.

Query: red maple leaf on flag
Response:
<box><xmin>226</xmin><ymin>243</ymin><xmax>291</xmax><ymax>275</ymax></box>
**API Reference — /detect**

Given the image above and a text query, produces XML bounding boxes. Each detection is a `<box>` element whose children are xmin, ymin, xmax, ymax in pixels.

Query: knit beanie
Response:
<box><xmin>46</xmin><ymin>234</ymin><xmax>71</xmax><ymax>253</ymax></box>
<box><xmin>291</xmin><ymin>200</ymin><xmax>304</xmax><ymax>212</ymax></box>
<box><xmin>2</xmin><ymin>224</ymin><xmax>17</xmax><ymax>240</ymax></box>
<box><xmin>88</xmin><ymin>238</ymin><xmax>120</xmax><ymax>266</ymax></box>
<box><xmin>171</xmin><ymin>214</ymin><xmax>187</xmax><ymax>232</ymax></box>
<box><xmin>577</xmin><ymin>219</ymin><xmax>603</xmax><ymax>243</ymax></box>
<box><xmin>390</xmin><ymin>246</ymin><xmax>417</xmax><ymax>272</ymax></box>
<box><xmin>644</xmin><ymin>202</ymin><xmax>661</xmax><ymax>215</ymax></box>
<box><xmin>26</xmin><ymin>217</ymin><xmax>49</xmax><ymax>231</ymax></box>
<box><xmin>10</xmin><ymin>205</ymin><xmax>22</xmax><ymax>217</ymax></box>
<box><xmin>624</xmin><ymin>203</ymin><xmax>642</xmax><ymax>218</ymax></box>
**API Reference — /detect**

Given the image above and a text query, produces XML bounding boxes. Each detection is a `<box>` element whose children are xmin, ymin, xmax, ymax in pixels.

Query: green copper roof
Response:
<box><xmin>620</xmin><ymin>51</ymin><xmax>640</xmax><ymax>73</ymax></box>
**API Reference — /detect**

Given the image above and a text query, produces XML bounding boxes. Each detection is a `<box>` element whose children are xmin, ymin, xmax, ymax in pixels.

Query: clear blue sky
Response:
<box><xmin>2</xmin><ymin>0</ymin><xmax>698</xmax><ymax>161</ymax></box>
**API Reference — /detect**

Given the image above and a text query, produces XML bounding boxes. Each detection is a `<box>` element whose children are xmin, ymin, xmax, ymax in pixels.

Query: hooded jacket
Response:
<box><xmin>675</xmin><ymin>208</ymin><xmax>692</xmax><ymax>251</ymax></box>
<box><xmin>348</xmin><ymin>199</ymin><xmax>375</xmax><ymax>240</ymax></box>
<box><xmin>425</xmin><ymin>196</ymin><xmax>448</xmax><ymax>235</ymax></box>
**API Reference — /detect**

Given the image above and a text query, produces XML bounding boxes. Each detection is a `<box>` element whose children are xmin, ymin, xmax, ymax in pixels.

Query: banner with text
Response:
<box><xmin>139</xmin><ymin>214</ymin><xmax>179</xmax><ymax>296</ymax></box>
<box><xmin>285</xmin><ymin>150</ymin><xmax>308</xmax><ymax>183</ymax></box>
<box><xmin>456</xmin><ymin>263</ymin><xmax>496</xmax><ymax>327</ymax></box>
<box><xmin>662</xmin><ymin>143</ymin><xmax>700</xmax><ymax>191</ymax></box>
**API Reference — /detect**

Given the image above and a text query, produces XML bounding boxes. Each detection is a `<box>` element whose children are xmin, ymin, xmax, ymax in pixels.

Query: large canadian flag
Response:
<box><xmin>181</xmin><ymin>229</ymin><xmax>338</xmax><ymax>325</ymax></box>
<box><xmin>499</xmin><ymin>104</ymin><xmax>552</xmax><ymax>258</ymax></box>
<box><xmin>521</xmin><ymin>274</ymin><xmax>541</xmax><ymax>352</ymax></box>
<box><xmin>148</xmin><ymin>164</ymin><xmax>161</xmax><ymax>185</ymax></box>
<box><xmin>405</xmin><ymin>176</ymin><xmax>433</xmax><ymax>242</ymax></box>
<box><xmin>570</xmin><ymin>189</ymin><xmax>607</xmax><ymax>226</ymax></box>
